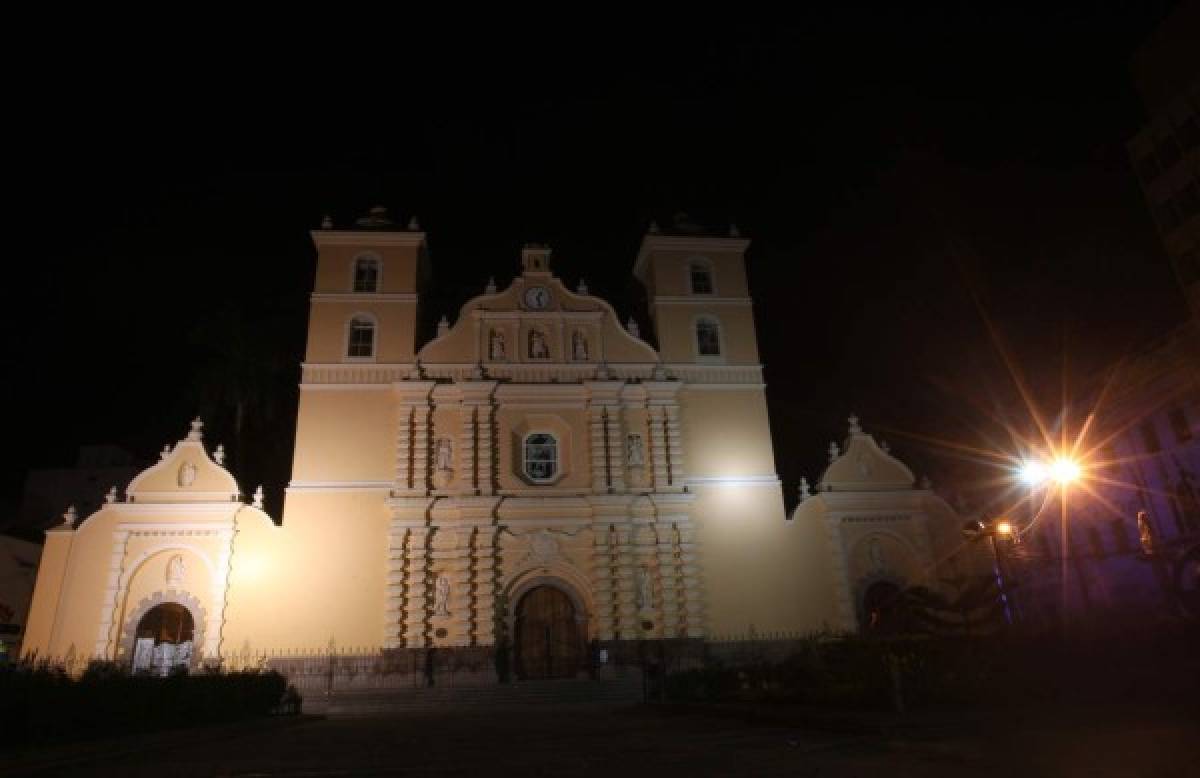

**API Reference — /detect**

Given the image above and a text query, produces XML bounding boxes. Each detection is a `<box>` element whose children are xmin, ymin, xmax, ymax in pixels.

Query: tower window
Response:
<box><xmin>689</xmin><ymin>260</ymin><xmax>714</xmax><ymax>295</ymax></box>
<box><xmin>347</xmin><ymin>315</ymin><xmax>376</xmax><ymax>358</ymax></box>
<box><xmin>523</xmin><ymin>433</ymin><xmax>558</xmax><ymax>482</ymax></box>
<box><xmin>695</xmin><ymin>317</ymin><xmax>721</xmax><ymax>357</ymax></box>
<box><xmin>353</xmin><ymin>255</ymin><xmax>380</xmax><ymax>293</ymax></box>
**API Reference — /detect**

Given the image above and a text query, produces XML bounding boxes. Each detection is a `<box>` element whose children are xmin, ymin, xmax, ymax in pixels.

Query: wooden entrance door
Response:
<box><xmin>514</xmin><ymin>585</ymin><xmax>583</xmax><ymax>680</ymax></box>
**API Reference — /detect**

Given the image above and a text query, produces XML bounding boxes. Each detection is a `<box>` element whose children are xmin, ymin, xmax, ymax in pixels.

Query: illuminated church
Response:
<box><xmin>21</xmin><ymin>211</ymin><xmax>980</xmax><ymax>677</ymax></box>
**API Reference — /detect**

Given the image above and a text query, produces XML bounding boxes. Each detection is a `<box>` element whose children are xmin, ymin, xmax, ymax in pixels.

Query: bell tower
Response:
<box><xmin>632</xmin><ymin>218</ymin><xmax>758</xmax><ymax>365</ymax></box>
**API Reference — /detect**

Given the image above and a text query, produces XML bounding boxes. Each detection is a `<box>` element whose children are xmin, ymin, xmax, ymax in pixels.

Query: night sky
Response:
<box><xmin>4</xmin><ymin>7</ymin><xmax>1191</xmax><ymax>524</ymax></box>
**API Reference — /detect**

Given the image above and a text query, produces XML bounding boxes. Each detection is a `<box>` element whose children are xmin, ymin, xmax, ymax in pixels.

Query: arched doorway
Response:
<box><xmin>861</xmin><ymin>581</ymin><xmax>907</xmax><ymax>636</ymax></box>
<box><xmin>514</xmin><ymin>585</ymin><xmax>584</xmax><ymax>680</ymax></box>
<box><xmin>132</xmin><ymin>602</ymin><xmax>194</xmax><ymax>675</ymax></box>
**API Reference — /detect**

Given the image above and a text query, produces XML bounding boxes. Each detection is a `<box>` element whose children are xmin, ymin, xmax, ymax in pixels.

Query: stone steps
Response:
<box><xmin>307</xmin><ymin>674</ymin><xmax>645</xmax><ymax>715</ymax></box>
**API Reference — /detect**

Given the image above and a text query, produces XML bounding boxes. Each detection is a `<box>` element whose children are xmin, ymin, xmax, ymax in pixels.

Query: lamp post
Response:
<box><xmin>1018</xmin><ymin>455</ymin><xmax>1084</xmax><ymax>629</ymax></box>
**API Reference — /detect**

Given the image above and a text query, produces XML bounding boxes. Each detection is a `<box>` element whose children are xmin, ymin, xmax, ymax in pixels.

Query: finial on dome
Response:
<box><xmin>188</xmin><ymin>417</ymin><xmax>204</xmax><ymax>442</ymax></box>
<box><xmin>408</xmin><ymin>216</ymin><xmax>420</xmax><ymax>231</ymax></box>
<box><xmin>576</xmin><ymin>278</ymin><xmax>589</xmax><ymax>294</ymax></box>
<box><xmin>799</xmin><ymin>477</ymin><xmax>812</xmax><ymax>501</ymax></box>
<box><xmin>63</xmin><ymin>505</ymin><xmax>77</xmax><ymax>528</ymax></box>
<box><xmin>214</xmin><ymin>444</ymin><xmax>226</xmax><ymax>465</ymax></box>
<box><xmin>848</xmin><ymin>413</ymin><xmax>861</xmax><ymax>435</ymax></box>
<box><xmin>485</xmin><ymin>277</ymin><xmax>497</xmax><ymax>294</ymax></box>
<box><xmin>160</xmin><ymin>444</ymin><xmax>172</xmax><ymax>461</ymax></box>
<box><xmin>437</xmin><ymin>315</ymin><xmax>450</xmax><ymax>336</ymax></box>
<box><xmin>828</xmin><ymin>441</ymin><xmax>840</xmax><ymax>463</ymax></box>
<box><xmin>320</xmin><ymin>213</ymin><xmax>333</xmax><ymax>229</ymax></box>
<box><xmin>253</xmin><ymin>485</ymin><xmax>264</xmax><ymax>509</ymax></box>
<box><xmin>105</xmin><ymin>486</ymin><xmax>118</xmax><ymax>504</ymax></box>
<box><xmin>626</xmin><ymin>316</ymin><xmax>640</xmax><ymax>338</ymax></box>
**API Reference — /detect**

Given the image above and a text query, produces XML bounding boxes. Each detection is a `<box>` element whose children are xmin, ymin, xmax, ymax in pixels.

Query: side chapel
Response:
<box><xmin>21</xmin><ymin>212</ymin><xmax>981</xmax><ymax>676</ymax></box>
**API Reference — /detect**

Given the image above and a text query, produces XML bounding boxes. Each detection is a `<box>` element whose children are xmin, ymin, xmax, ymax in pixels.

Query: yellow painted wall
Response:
<box><xmin>290</xmin><ymin>389</ymin><xmax>396</xmax><ymax>483</ymax></box>
<box><xmin>20</xmin><ymin>532</ymin><xmax>71</xmax><ymax>658</ymax></box>
<box><xmin>680</xmin><ymin>389</ymin><xmax>778</xmax><ymax>477</ymax></box>
<box><xmin>305</xmin><ymin>301</ymin><xmax>420</xmax><ymax>363</ymax></box>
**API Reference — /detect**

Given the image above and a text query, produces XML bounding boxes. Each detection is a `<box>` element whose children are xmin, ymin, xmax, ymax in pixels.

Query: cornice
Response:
<box><xmin>634</xmin><ymin>234</ymin><xmax>751</xmax><ymax>280</ymax></box>
<box><xmin>310</xmin><ymin>293</ymin><xmax>418</xmax><ymax>303</ymax></box>
<box><xmin>311</xmin><ymin>230</ymin><xmax>426</xmax><ymax>248</ymax></box>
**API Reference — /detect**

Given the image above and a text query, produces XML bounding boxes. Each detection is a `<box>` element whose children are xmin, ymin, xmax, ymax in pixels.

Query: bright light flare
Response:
<box><xmin>1050</xmin><ymin>457</ymin><xmax>1081</xmax><ymax>484</ymax></box>
<box><xmin>1019</xmin><ymin>461</ymin><xmax>1047</xmax><ymax>485</ymax></box>
<box><xmin>994</xmin><ymin>520</ymin><xmax>1014</xmax><ymax>536</ymax></box>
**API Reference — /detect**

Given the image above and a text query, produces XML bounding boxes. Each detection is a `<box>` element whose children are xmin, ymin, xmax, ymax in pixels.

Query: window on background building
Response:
<box><xmin>523</xmin><ymin>433</ymin><xmax>558</xmax><ymax>482</ymax></box>
<box><xmin>347</xmin><ymin>316</ymin><xmax>375</xmax><ymax>358</ymax></box>
<box><xmin>1169</xmin><ymin>407</ymin><xmax>1193</xmax><ymax>444</ymax></box>
<box><xmin>689</xmin><ymin>261</ymin><xmax>714</xmax><ymax>294</ymax></box>
<box><xmin>1140</xmin><ymin>421</ymin><xmax>1162</xmax><ymax>453</ymax></box>
<box><xmin>353</xmin><ymin>256</ymin><xmax>380</xmax><ymax>292</ymax></box>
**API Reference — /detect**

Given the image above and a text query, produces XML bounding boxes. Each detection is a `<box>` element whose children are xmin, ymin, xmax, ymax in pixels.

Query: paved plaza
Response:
<box><xmin>5</xmin><ymin>702</ymin><xmax>1198</xmax><ymax>777</ymax></box>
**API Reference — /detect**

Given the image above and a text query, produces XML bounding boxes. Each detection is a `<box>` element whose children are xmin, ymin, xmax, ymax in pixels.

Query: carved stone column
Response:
<box><xmin>655</xmin><ymin>521</ymin><xmax>682</xmax><ymax>638</ymax></box>
<box><xmin>457</xmin><ymin>405</ymin><xmax>477</xmax><ymax>494</ymax></box>
<box><xmin>647</xmin><ymin>382</ymin><xmax>684</xmax><ymax>492</ymax></box>
<box><xmin>94</xmin><ymin>529</ymin><xmax>130</xmax><ymax>659</ymax></box>
<box><xmin>612</xmin><ymin>520</ymin><xmax>638</xmax><ymax>638</ymax></box>
<box><xmin>604</xmin><ymin>407</ymin><xmax>627</xmax><ymax>494</ymax></box>
<box><xmin>394</xmin><ymin>381</ymin><xmax>436</xmax><ymax>495</ymax></box>
<box><xmin>630</xmin><ymin>503</ymin><xmax>658</xmax><ymax>637</ymax></box>
<box><xmin>403</xmin><ymin>526</ymin><xmax>432</xmax><ymax>647</ymax></box>
<box><xmin>664</xmin><ymin>404</ymin><xmax>685</xmax><ymax>489</ymax></box>
<box><xmin>648</xmin><ymin>407</ymin><xmax>669</xmax><ymax>491</ymax></box>
<box><xmin>588</xmin><ymin>406</ymin><xmax>609</xmax><ymax>492</ymax></box>
<box><xmin>652</xmin><ymin>493</ymin><xmax>702</xmax><ymax>638</ymax></box>
<box><xmin>431</xmin><ymin>529</ymin><xmax>472</xmax><ymax>646</ymax></box>
<box><xmin>472</xmin><ymin>525</ymin><xmax>500</xmax><ymax>645</ymax></box>
<box><xmin>476</xmin><ymin>403</ymin><xmax>496</xmax><ymax>496</ymax></box>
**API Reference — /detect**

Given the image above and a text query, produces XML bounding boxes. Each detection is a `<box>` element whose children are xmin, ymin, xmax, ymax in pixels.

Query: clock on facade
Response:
<box><xmin>524</xmin><ymin>286</ymin><xmax>551</xmax><ymax>310</ymax></box>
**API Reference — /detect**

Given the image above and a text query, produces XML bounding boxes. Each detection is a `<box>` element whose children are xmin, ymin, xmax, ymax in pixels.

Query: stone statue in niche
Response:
<box><xmin>432</xmin><ymin>438</ymin><xmax>454</xmax><ymax>489</ymax></box>
<box><xmin>167</xmin><ymin>554</ymin><xmax>185</xmax><ymax>587</ymax></box>
<box><xmin>528</xmin><ymin>329</ymin><xmax>549</xmax><ymax>359</ymax></box>
<box><xmin>635</xmin><ymin>566</ymin><xmax>653</xmax><ymax>611</ymax></box>
<box><xmin>488</xmin><ymin>328</ymin><xmax>506</xmax><ymax>361</ymax></box>
<box><xmin>434</xmin><ymin>574</ymin><xmax>451</xmax><ymax>617</ymax></box>
<box><xmin>867</xmin><ymin>537</ymin><xmax>885</xmax><ymax>570</ymax></box>
<box><xmin>626</xmin><ymin>434</ymin><xmax>645</xmax><ymax>467</ymax></box>
<box><xmin>178</xmin><ymin>461</ymin><xmax>197</xmax><ymax>488</ymax></box>
<box><xmin>572</xmin><ymin>330</ymin><xmax>588</xmax><ymax>361</ymax></box>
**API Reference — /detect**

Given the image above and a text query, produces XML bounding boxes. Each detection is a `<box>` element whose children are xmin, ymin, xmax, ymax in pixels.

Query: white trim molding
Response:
<box><xmin>287</xmin><ymin>480</ymin><xmax>394</xmax><ymax>492</ymax></box>
<box><xmin>684</xmin><ymin>475</ymin><xmax>781</xmax><ymax>486</ymax></box>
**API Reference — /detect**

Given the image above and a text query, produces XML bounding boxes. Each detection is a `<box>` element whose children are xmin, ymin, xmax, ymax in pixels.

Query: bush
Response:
<box><xmin>0</xmin><ymin>663</ymin><xmax>293</xmax><ymax>750</ymax></box>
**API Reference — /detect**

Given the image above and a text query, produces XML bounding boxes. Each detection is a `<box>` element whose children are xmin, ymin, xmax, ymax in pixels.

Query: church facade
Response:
<box><xmin>21</xmin><ymin>215</ymin><xmax>980</xmax><ymax>676</ymax></box>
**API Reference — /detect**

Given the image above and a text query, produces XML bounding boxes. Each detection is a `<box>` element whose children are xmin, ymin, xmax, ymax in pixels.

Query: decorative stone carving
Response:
<box><xmin>626</xmin><ymin>434</ymin><xmax>645</xmax><ymax>467</ymax></box>
<box><xmin>652</xmin><ymin>363</ymin><xmax>667</xmax><ymax>381</ymax></box>
<box><xmin>167</xmin><ymin>554</ymin><xmax>185</xmax><ymax>587</ymax></box>
<box><xmin>798</xmin><ymin>477</ymin><xmax>811</xmax><ymax>502</ymax></box>
<box><xmin>828</xmin><ymin>442</ymin><xmax>840</xmax><ymax>463</ymax></box>
<box><xmin>848</xmin><ymin>413</ymin><xmax>862</xmax><ymax>435</ymax></box>
<box><xmin>62</xmin><ymin>505</ymin><xmax>77</xmax><ymax>528</ymax></box>
<box><xmin>576</xmin><ymin>278</ymin><xmax>589</xmax><ymax>294</ymax></box>
<box><xmin>595</xmin><ymin>362</ymin><xmax>613</xmax><ymax>380</ymax></box>
<box><xmin>626</xmin><ymin>317</ymin><xmax>640</xmax><ymax>338</ymax></box>
<box><xmin>178</xmin><ymin>461</ymin><xmax>197</xmax><ymax>488</ymax></box>
<box><xmin>188</xmin><ymin>417</ymin><xmax>204</xmax><ymax>441</ymax></box>
<box><xmin>433</xmin><ymin>574</ymin><xmax>451</xmax><ymax>618</ymax></box>
<box><xmin>530</xmin><ymin>530</ymin><xmax>560</xmax><ymax>565</ymax></box>
<box><xmin>252</xmin><ymin>485</ymin><xmax>264</xmax><ymax>509</ymax></box>
<box><xmin>572</xmin><ymin>330</ymin><xmax>588</xmax><ymax>361</ymax></box>
<box><xmin>528</xmin><ymin>329</ymin><xmax>549</xmax><ymax>359</ymax></box>
<box><xmin>437</xmin><ymin>316</ymin><xmax>450</xmax><ymax>336</ymax></box>
<box><xmin>470</xmin><ymin>362</ymin><xmax>484</xmax><ymax>380</ymax></box>
<box><xmin>485</xmin><ymin>276</ymin><xmax>497</xmax><ymax>294</ymax></box>
<box><xmin>214</xmin><ymin>444</ymin><xmax>226</xmax><ymax>465</ymax></box>
<box><xmin>160</xmin><ymin>445</ymin><xmax>172</xmax><ymax>461</ymax></box>
<box><xmin>867</xmin><ymin>538</ymin><xmax>885</xmax><ymax>570</ymax></box>
<box><xmin>106</xmin><ymin>486</ymin><xmax>118</xmax><ymax>504</ymax></box>
<box><xmin>489</xmin><ymin>329</ymin><xmax>506</xmax><ymax>361</ymax></box>
<box><xmin>636</xmin><ymin>566</ymin><xmax>653</xmax><ymax>611</ymax></box>
<box><xmin>432</xmin><ymin>438</ymin><xmax>454</xmax><ymax>489</ymax></box>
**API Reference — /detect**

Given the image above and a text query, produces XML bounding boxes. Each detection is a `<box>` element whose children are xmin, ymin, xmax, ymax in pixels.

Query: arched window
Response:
<box><xmin>353</xmin><ymin>255</ymin><xmax>380</xmax><ymax>293</ymax></box>
<box><xmin>347</xmin><ymin>315</ymin><xmax>376</xmax><ymax>358</ymax></box>
<box><xmin>523</xmin><ymin>433</ymin><xmax>558</xmax><ymax>482</ymax></box>
<box><xmin>688</xmin><ymin>259</ymin><xmax>714</xmax><ymax>295</ymax></box>
<box><xmin>695</xmin><ymin>317</ymin><xmax>721</xmax><ymax>357</ymax></box>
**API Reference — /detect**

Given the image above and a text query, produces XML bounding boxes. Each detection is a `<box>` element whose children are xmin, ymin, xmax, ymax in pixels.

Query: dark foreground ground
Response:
<box><xmin>5</xmin><ymin>702</ymin><xmax>1198</xmax><ymax>777</ymax></box>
